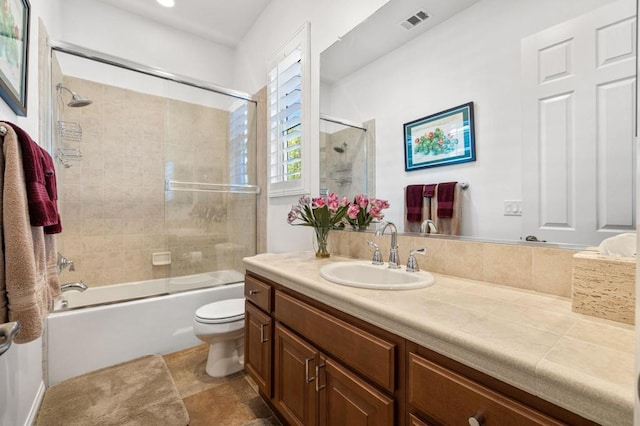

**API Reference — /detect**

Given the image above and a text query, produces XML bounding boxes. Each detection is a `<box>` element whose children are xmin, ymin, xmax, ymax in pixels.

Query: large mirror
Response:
<box><xmin>320</xmin><ymin>0</ymin><xmax>637</xmax><ymax>246</ymax></box>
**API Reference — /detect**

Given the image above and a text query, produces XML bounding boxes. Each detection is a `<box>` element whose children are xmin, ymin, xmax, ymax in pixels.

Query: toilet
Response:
<box><xmin>193</xmin><ymin>298</ymin><xmax>245</xmax><ymax>377</ymax></box>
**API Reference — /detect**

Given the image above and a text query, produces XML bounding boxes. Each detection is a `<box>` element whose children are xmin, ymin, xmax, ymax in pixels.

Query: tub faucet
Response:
<box><xmin>61</xmin><ymin>281</ymin><xmax>88</xmax><ymax>293</ymax></box>
<box><xmin>375</xmin><ymin>221</ymin><xmax>400</xmax><ymax>269</ymax></box>
<box><xmin>420</xmin><ymin>219</ymin><xmax>438</xmax><ymax>234</ymax></box>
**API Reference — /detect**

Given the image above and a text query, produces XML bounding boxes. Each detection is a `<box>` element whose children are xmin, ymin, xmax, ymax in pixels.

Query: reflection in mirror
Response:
<box><xmin>320</xmin><ymin>0</ymin><xmax>636</xmax><ymax>246</ymax></box>
<box><xmin>319</xmin><ymin>115</ymin><xmax>375</xmax><ymax>199</ymax></box>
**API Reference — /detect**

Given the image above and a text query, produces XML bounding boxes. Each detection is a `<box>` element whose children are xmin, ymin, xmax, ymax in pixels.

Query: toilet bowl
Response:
<box><xmin>193</xmin><ymin>298</ymin><xmax>245</xmax><ymax>377</ymax></box>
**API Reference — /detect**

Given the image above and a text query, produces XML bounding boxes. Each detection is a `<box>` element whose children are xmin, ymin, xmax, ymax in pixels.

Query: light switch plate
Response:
<box><xmin>504</xmin><ymin>200</ymin><xmax>522</xmax><ymax>216</ymax></box>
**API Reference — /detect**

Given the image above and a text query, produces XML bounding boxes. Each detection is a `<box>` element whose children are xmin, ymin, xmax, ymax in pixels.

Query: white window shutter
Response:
<box><xmin>268</xmin><ymin>22</ymin><xmax>310</xmax><ymax>197</ymax></box>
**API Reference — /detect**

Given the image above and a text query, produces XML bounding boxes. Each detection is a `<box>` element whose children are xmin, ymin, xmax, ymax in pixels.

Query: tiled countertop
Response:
<box><xmin>243</xmin><ymin>252</ymin><xmax>635</xmax><ymax>426</ymax></box>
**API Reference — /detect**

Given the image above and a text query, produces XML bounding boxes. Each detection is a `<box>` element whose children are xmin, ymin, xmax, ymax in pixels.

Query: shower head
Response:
<box><xmin>56</xmin><ymin>83</ymin><xmax>93</xmax><ymax>107</ymax></box>
<box><xmin>334</xmin><ymin>142</ymin><xmax>347</xmax><ymax>153</ymax></box>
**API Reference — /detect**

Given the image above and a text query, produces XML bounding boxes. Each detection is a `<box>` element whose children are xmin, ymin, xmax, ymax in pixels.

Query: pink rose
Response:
<box><xmin>375</xmin><ymin>199</ymin><xmax>389</xmax><ymax>209</ymax></box>
<box><xmin>312</xmin><ymin>197</ymin><xmax>325</xmax><ymax>208</ymax></box>
<box><xmin>340</xmin><ymin>196</ymin><xmax>350</xmax><ymax>207</ymax></box>
<box><xmin>287</xmin><ymin>209</ymin><xmax>298</xmax><ymax>224</ymax></box>
<box><xmin>347</xmin><ymin>204</ymin><xmax>360</xmax><ymax>219</ymax></box>
<box><xmin>369</xmin><ymin>205</ymin><xmax>384</xmax><ymax>219</ymax></box>
<box><xmin>299</xmin><ymin>195</ymin><xmax>310</xmax><ymax>206</ymax></box>
<box><xmin>355</xmin><ymin>194</ymin><xmax>368</xmax><ymax>208</ymax></box>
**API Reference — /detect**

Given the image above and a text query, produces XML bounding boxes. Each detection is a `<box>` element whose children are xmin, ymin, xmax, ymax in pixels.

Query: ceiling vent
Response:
<box><xmin>400</xmin><ymin>10</ymin><xmax>430</xmax><ymax>30</ymax></box>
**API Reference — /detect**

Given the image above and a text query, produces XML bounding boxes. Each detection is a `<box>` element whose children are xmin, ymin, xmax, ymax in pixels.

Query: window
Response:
<box><xmin>268</xmin><ymin>23</ymin><xmax>310</xmax><ymax>197</ymax></box>
<box><xmin>230</xmin><ymin>101</ymin><xmax>249</xmax><ymax>185</ymax></box>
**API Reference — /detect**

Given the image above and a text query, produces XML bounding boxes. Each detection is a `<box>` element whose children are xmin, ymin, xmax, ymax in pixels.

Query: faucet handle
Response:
<box><xmin>406</xmin><ymin>247</ymin><xmax>427</xmax><ymax>272</ymax></box>
<box><xmin>57</xmin><ymin>252</ymin><xmax>75</xmax><ymax>273</ymax></box>
<box><xmin>367</xmin><ymin>241</ymin><xmax>383</xmax><ymax>265</ymax></box>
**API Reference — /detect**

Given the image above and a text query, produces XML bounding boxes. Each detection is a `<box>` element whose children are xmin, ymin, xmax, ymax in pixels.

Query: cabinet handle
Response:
<box><xmin>315</xmin><ymin>363</ymin><xmax>326</xmax><ymax>391</ymax></box>
<box><xmin>249</xmin><ymin>289</ymin><xmax>260</xmax><ymax>295</ymax></box>
<box><xmin>305</xmin><ymin>357</ymin><xmax>316</xmax><ymax>383</ymax></box>
<box><xmin>259</xmin><ymin>323</ymin><xmax>269</xmax><ymax>343</ymax></box>
<box><xmin>468</xmin><ymin>413</ymin><xmax>485</xmax><ymax>426</ymax></box>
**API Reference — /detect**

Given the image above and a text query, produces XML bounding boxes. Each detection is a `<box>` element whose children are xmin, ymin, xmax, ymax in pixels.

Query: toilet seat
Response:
<box><xmin>195</xmin><ymin>298</ymin><xmax>245</xmax><ymax>324</ymax></box>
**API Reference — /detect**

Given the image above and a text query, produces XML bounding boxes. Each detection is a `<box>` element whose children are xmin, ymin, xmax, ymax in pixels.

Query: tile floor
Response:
<box><xmin>163</xmin><ymin>344</ymin><xmax>281</xmax><ymax>426</ymax></box>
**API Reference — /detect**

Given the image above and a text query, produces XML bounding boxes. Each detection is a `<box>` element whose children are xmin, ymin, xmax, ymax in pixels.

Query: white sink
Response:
<box><xmin>319</xmin><ymin>261</ymin><xmax>435</xmax><ymax>290</ymax></box>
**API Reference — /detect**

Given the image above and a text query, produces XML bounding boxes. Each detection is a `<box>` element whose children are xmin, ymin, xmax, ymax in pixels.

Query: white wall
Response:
<box><xmin>323</xmin><ymin>0</ymin><xmax>616</xmax><ymax>242</ymax></box>
<box><xmin>234</xmin><ymin>0</ymin><xmax>389</xmax><ymax>253</ymax></box>
<box><xmin>0</xmin><ymin>2</ymin><xmax>61</xmax><ymax>424</ymax></box>
<box><xmin>56</xmin><ymin>0</ymin><xmax>236</xmax><ymax>88</ymax></box>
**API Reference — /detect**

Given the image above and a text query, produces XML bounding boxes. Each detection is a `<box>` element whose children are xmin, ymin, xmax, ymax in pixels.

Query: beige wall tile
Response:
<box><xmin>58</xmin><ymin>76</ymin><xmax>255</xmax><ymax>289</ymax></box>
<box><xmin>444</xmin><ymin>240</ymin><xmax>484</xmax><ymax>280</ymax></box>
<box><xmin>532</xmin><ymin>248</ymin><xmax>575</xmax><ymax>297</ymax></box>
<box><xmin>482</xmin><ymin>243</ymin><xmax>533</xmax><ymax>290</ymax></box>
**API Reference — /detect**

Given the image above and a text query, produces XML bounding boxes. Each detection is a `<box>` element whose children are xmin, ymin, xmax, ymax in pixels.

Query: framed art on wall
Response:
<box><xmin>404</xmin><ymin>102</ymin><xmax>475</xmax><ymax>171</ymax></box>
<box><xmin>0</xmin><ymin>0</ymin><xmax>30</xmax><ymax>116</ymax></box>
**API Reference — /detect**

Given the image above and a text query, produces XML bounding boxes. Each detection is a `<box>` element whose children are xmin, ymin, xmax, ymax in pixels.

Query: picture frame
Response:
<box><xmin>404</xmin><ymin>102</ymin><xmax>475</xmax><ymax>171</ymax></box>
<box><xmin>0</xmin><ymin>0</ymin><xmax>30</xmax><ymax>116</ymax></box>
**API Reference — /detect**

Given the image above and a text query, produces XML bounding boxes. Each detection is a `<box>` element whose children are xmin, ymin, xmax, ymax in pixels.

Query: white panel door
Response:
<box><xmin>522</xmin><ymin>0</ymin><xmax>637</xmax><ymax>245</ymax></box>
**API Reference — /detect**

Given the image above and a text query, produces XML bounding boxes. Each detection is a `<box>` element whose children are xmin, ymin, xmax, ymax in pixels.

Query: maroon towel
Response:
<box><xmin>423</xmin><ymin>184</ymin><xmax>437</xmax><ymax>198</ymax></box>
<box><xmin>39</xmin><ymin>146</ymin><xmax>62</xmax><ymax>234</ymax></box>
<box><xmin>406</xmin><ymin>185</ymin><xmax>424</xmax><ymax>222</ymax></box>
<box><xmin>437</xmin><ymin>182</ymin><xmax>457</xmax><ymax>218</ymax></box>
<box><xmin>4</xmin><ymin>122</ymin><xmax>62</xmax><ymax>233</ymax></box>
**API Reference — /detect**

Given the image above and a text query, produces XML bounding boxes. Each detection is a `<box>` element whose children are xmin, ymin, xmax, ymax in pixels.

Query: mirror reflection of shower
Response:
<box><xmin>319</xmin><ymin>114</ymin><xmax>375</xmax><ymax>199</ymax></box>
<box><xmin>54</xmin><ymin>82</ymin><xmax>93</xmax><ymax>168</ymax></box>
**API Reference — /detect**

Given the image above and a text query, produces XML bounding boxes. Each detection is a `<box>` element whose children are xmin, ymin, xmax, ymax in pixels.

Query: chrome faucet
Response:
<box><xmin>420</xmin><ymin>219</ymin><xmax>438</xmax><ymax>234</ymax></box>
<box><xmin>375</xmin><ymin>221</ymin><xmax>400</xmax><ymax>269</ymax></box>
<box><xmin>60</xmin><ymin>281</ymin><xmax>88</xmax><ymax>293</ymax></box>
<box><xmin>367</xmin><ymin>241</ymin><xmax>383</xmax><ymax>265</ymax></box>
<box><xmin>406</xmin><ymin>248</ymin><xmax>427</xmax><ymax>272</ymax></box>
<box><xmin>57</xmin><ymin>253</ymin><xmax>75</xmax><ymax>273</ymax></box>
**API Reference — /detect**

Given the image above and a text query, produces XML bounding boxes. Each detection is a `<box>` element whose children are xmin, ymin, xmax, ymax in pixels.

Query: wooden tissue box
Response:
<box><xmin>571</xmin><ymin>251</ymin><xmax>635</xmax><ymax>325</ymax></box>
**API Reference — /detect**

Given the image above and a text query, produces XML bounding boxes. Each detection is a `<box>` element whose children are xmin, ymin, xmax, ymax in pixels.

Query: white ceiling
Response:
<box><xmin>96</xmin><ymin>0</ymin><xmax>272</xmax><ymax>47</ymax></box>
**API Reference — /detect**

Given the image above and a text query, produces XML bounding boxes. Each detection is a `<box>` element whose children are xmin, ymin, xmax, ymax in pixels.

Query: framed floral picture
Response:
<box><xmin>0</xmin><ymin>0</ymin><xmax>30</xmax><ymax>116</ymax></box>
<box><xmin>404</xmin><ymin>102</ymin><xmax>475</xmax><ymax>171</ymax></box>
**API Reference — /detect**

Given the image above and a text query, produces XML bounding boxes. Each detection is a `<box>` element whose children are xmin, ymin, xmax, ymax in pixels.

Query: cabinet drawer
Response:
<box><xmin>275</xmin><ymin>290</ymin><xmax>396</xmax><ymax>392</ymax></box>
<box><xmin>408</xmin><ymin>353</ymin><xmax>563</xmax><ymax>426</ymax></box>
<box><xmin>245</xmin><ymin>274</ymin><xmax>272</xmax><ymax>312</ymax></box>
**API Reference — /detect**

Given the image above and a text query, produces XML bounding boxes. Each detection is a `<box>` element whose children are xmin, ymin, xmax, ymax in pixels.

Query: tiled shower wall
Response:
<box><xmin>320</xmin><ymin>119</ymin><xmax>375</xmax><ymax>199</ymax></box>
<box><xmin>56</xmin><ymin>76</ymin><xmax>256</xmax><ymax>287</ymax></box>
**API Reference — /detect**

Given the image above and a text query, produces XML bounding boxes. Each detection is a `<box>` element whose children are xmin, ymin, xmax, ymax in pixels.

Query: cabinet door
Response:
<box><xmin>245</xmin><ymin>301</ymin><xmax>272</xmax><ymax>397</ymax></box>
<box><xmin>274</xmin><ymin>323</ymin><xmax>319</xmax><ymax>426</ymax></box>
<box><xmin>319</xmin><ymin>357</ymin><xmax>394</xmax><ymax>426</ymax></box>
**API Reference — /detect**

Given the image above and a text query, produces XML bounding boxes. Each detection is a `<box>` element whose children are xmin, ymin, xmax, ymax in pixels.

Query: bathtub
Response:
<box><xmin>46</xmin><ymin>272</ymin><xmax>244</xmax><ymax>386</ymax></box>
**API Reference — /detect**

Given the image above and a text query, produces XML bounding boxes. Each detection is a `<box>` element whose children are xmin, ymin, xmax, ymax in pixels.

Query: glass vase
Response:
<box><xmin>313</xmin><ymin>226</ymin><xmax>331</xmax><ymax>258</ymax></box>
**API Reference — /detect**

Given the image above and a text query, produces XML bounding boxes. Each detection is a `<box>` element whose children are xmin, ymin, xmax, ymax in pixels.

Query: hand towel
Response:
<box><xmin>405</xmin><ymin>185</ymin><xmax>424</xmax><ymax>222</ymax></box>
<box><xmin>423</xmin><ymin>184</ymin><xmax>437</xmax><ymax>198</ymax></box>
<box><xmin>5</xmin><ymin>122</ymin><xmax>61</xmax><ymax>232</ymax></box>
<box><xmin>437</xmin><ymin>181</ymin><xmax>457</xmax><ymax>218</ymax></box>
<box><xmin>39</xmin><ymin>145</ymin><xmax>62</xmax><ymax>234</ymax></box>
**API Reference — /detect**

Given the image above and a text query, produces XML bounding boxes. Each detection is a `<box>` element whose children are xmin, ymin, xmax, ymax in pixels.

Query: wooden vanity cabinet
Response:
<box><xmin>244</xmin><ymin>272</ymin><xmax>402</xmax><ymax>426</ymax></box>
<box><xmin>273</xmin><ymin>294</ymin><xmax>396</xmax><ymax>426</ymax></box>
<box><xmin>244</xmin><ymin>274</ymin><xmax>274</xmax><ymax>397</ymax></box>
<box><xmin>244</xmin><ymin>272</ymin><xmax>597</xmax><ymax>426</ymax></box>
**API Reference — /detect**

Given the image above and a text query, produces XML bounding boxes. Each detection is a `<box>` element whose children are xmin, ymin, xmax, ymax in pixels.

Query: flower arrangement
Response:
<box><xmin>346</xmin><ymin>194</ymin><xmax>390</xmax><ymax>231</ymax></box>
<box><xmin>287</xmin><ymin>193</ymin><xmax>351</xmax><ymax>257</ymax></box>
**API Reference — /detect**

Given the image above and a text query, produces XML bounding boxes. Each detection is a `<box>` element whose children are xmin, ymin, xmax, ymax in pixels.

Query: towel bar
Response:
<box><xmin>0</xmin><ymin>124</ymin><xmax>7</xmax><ymax>137</ymax></box>
<box><xmin>404</xmin><ymin>181</ymin><xmax>469</xmax><ymax>190</ymax></box>
<box><xmin>0</xmin><ymin>321</ymin><xmax>20</xmax><ymax>357</ymax></box>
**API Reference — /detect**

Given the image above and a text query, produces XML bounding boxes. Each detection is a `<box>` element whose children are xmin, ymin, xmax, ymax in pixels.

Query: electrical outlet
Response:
<box><xmin>503</xmin><ymin>200</ymin><xmax>522</xmax><ymax>216</ymax></box>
